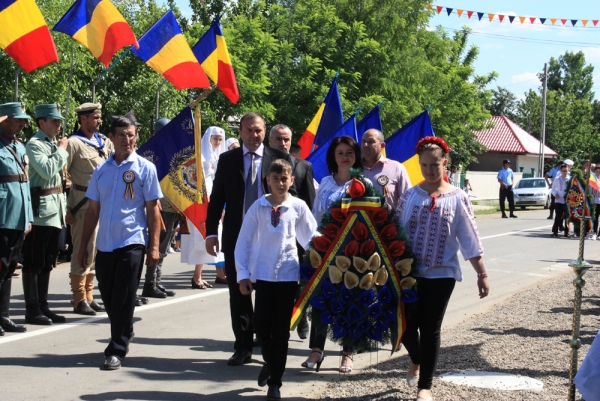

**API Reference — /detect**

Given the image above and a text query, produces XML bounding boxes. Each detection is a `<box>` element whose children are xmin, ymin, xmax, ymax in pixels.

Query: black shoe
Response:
<box><xmin>141</xmin><ymin>284</ymin><xmax>167</xmax><ymax>299</ymax></box>
<box><xmin>0</xmin><ymin>317</ymin><xmax>27</xmax><ymax>332</ymax></box>
<box><xmin>103</xmin><ymin>355</ymin><xmax>122</xmax><ymax>370</ymax></box>
<box><xmin>140</xmin><ymin>296</ymin><xmax>149</xmax><ymax>304</ymax></box>
<box><xmin>501</xmin><ymin>214</ymin><xmax>508</xmax><ymax>218</ymax></box>
<box><xmin>510</xmin><ymin>214</ymin><xmax>518</xmax><ymax>218</ymax></box>
<box><xmin>156</xmin><ymin>284</ymin><xmax>176</xmax><ymax>297</ymax></box>
<box><xmin>135</xmin><ymin>296</ymin><xmax>143</xmax><ymax>307</ymax></box>
<box><xmin>74</xmin><ymin>300</ymin><xmax>96</xmax><ymax>316</ymax></box>
<box><xmin>547</xmin><ymin>215</ymin><xmax>554</xmax><ymax>219</ymax></box>
<box><xmin>258</xmin><ymin>364</ymin><xmax>270</xmax><ymax>387</ymax></box>
<box><xmin>25</xmin><ymin>309</ymin><xmax>52</xmax><ymax>325</ymax></box>
<box><xmin>297</xmin><ymin>317</ymin><xmax>309</xmax><ymax>340</ymax></box>
<box><xmin>266</xmin><ymin>385</ymin><xmax>281</xmax><ymax>400</ymax></box>
<box><xmin>551</xmin><ymin>233</ymin><xmax>558</xmax><ymax>238</ymax></box>
<box><xmin>0</xmin><ymin>326</ymin><xmax>4</xmax><ymax>335</ymax></box>
<box><xmin>253</xmin><ymin>337</ymin><xmax>260</xmax><ymax>348</ymax></box>
<box><xmin>227</xmin><ymin>349</ymin><xmax>252</xmax><ymax>366</ymax></box>
<box><xmin>90</xmin><ymin>300</ymin><xmax>105</xmax><ymax>312</ymax></box>
<box><xmin>41</xmin><ymin>306</ymin><xmax>66</xmax><ymax>323</ymax></box>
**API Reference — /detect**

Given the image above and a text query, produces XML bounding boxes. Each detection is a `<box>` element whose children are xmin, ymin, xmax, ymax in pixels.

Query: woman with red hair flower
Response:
<box><xmin>396</xmin><ymin>137</ymin><xmax>490</xmax><ymax>401</ymax></box>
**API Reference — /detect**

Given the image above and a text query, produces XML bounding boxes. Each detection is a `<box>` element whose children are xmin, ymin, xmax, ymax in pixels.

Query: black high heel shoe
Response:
<box><xmin>301</xmin><ymin>350</ymin><xmax>325</xmax><ymax>372</ymax></box>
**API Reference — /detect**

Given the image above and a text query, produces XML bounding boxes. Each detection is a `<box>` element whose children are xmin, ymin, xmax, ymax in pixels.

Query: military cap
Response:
<box><xmin>75</xmin><ymin>102</ymin><xmax>102</xmax><ymax>115</ymax></box>
<box><xmin>153</xmin><ymin>117</ymin><xmax>170</xmax><ymax>133</ymax></box>
<box><xmin>35</xmin><ymin>104</ymin><xmax>64</xmax><ymax>120</ymax></box>
<box><xmin>0</xmin><ymin>102</ymin><xmax>31</xmax><ymax>119</ymax></box>
<box><xmin>124</xmin><ymin>110</ymin><xmax>143</xmax><ymax>127</ymax></box>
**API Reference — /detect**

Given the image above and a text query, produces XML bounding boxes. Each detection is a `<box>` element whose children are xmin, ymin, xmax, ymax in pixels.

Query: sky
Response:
<box><xmin>172</xmin><ymin>1</ymin><xmax>600</xmax><ymax>100</ymax></box>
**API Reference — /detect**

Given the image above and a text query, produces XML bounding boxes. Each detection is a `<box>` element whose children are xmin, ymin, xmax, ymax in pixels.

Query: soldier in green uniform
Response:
<box><xmin>65</xmin><ymin>103</ymin><xmax>113</xmax><ymax>315</ymax></box>
<box><xmin>22</xmin><ymin>104</ymin><xmax>68</xmax><ymax>325</ymax></box>
<box><xmin>0</xmin><ymin>103</ymin><xmax>32</xmax><ymax>335</ymax></box>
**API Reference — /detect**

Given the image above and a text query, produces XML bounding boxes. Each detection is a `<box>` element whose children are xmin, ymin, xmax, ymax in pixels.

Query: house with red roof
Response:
<box><xmin>468</xmin><ymin>116</ymin><xmax>557</xmax><ymax>175</ymax></box>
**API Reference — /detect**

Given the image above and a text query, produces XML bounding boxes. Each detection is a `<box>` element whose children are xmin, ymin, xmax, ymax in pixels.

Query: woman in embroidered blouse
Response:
<box><xmin>303</xmin><ymin>136</ymin><xmax>363</xmax><ymax>374</ymax></box>
<box><xmin>396</xmin><ymin>137</ymin><xmax>489</xmax><ymax>401</ymax></box>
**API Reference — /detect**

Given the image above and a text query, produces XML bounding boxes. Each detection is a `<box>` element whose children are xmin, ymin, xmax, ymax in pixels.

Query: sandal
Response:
<box><xmin>191</xmin><ymin>279</ymin><xmax>207</xmax><ymax>289</ymax></box>
<box><xmin>301</xmin><ymin>350</ymin><xmax>325</xmax><ymax>372</ymax></box>
<box><xmin>201</xmin><ymin>280</ymin><xmax>213</xmax><ymax>288</ymax></box>
<box><xmin>339</xmin><ymin>352</ymin><xmax>353</xmax><ymax>373</ymax></box>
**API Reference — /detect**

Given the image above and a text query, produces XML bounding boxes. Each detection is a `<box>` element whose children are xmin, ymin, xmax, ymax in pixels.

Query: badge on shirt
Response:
<box><xmin>123</xmin><ymin>171</ymin><xmax>135</xmax><ymax>199</ymax></box>
<box><xmin>22</xmin><ymin>154</ymin><xmax>29</xmax><ymax>166</ymax></box>
<box><xmin>377</xmin><ymin>175</ymin><xmax>389</xmax><ymax>197</ymax></box>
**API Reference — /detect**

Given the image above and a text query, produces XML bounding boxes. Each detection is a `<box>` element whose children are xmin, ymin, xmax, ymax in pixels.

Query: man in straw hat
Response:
<box><xmin>22</xmin><ymin>104</ymin><xmax>68</xmax><ymax>325</ymax></box>
<box><xmin>0</xmin><ymin>102</ymin><xmax>32</xmax><ymax>334</ymax></box>
<box><xmin>65</xmin><ymin>102</ymin><xmax>113</xmax><ymax>315</ymax></box>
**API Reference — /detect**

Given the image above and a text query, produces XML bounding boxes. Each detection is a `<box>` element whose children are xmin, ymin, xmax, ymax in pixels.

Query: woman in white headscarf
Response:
<box><xmin>181</xmin><ymin>127</ymin><xmax>228</xmax><ymax>288</ymax></box>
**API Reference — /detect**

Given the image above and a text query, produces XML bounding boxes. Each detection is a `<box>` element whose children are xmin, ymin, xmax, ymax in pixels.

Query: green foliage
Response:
<box><xmin>488</xmin><ymin>86</ymin><xmax>518</xmax><ymax>120</ymax></box>
<box><xmin>543</xmin><ymin>51</ymin><xmax>594</xmax><ymax>102</ymax></box>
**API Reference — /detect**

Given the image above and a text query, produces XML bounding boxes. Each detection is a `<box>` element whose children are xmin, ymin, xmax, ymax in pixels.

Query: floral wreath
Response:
<box><xmin>564</xmin><ymin>167</ymin><xmax>596</xmax><ymax>231</ymax></box>
<box><xmin>291</xmin><ymin>169</ymin><xmax>417</xmax><ymax>352</ymax></box>
<box><xmin>415</xmin><ymin>136</ymin><xmax>450</xmax><ymax>155</ymax></box>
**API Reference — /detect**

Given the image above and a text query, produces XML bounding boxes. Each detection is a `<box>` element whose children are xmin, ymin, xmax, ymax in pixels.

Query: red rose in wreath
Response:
<box><xmin>322</xmin><ymin>223</ymin><xmax>340</xmax><ymax>239</ymax></box>
<box><xmin>380</xmin><ymin>224</ymin><xmax>397</xmax><ymax>241</ymax></box>
<box><xmin>372</xmin><ymin>208</ymin><xmax>389</xmax><ymax>224</ymax></box>
<box><xmin>360</xmin><ymin>239</ymin><xmax>375</xmax><ymax>256</ymax></box>
<box><xmin>351</xmin><ymin>221</ymin><xmax>368</xmax><ymax>241</ymax></box>
<box><xmin>344</xmin><ymin>240</ymin><xmax>359</xmax><ymax>257</ymax></box>
<box><xmin>388</xmin><ymin>240</ymin><xmax>406</xmax><ymax>257</ymax></box>
<box><xmin>348</xmin><ymin>178</ymin><xmax>366</xmax><ymax>198</ymax></box>
<box><xmin>313</xmin><ymin>236</ymin><xmax>332</xmax><ymax>252</ymax></box>
<box><xmin>331</xmin><ymin>208</ymin><xmax>348</xmax><ymax>222</ymax></box>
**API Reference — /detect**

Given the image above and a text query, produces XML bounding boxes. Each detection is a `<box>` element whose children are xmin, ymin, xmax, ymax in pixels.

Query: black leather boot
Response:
<box><xmin>38</xmin><ymin>270</ymin><xmax>66</xmax><ymax>323</ymax></box>
<box><xmin>141</xmin><ymin>281</ymin><xmax>167</xmax><ymax>298</ymax></box>
<box><xmin>156</xmin><ymin>280</ymin><xmax>175</xmax><ymax>297</ymax></box>
<box><xmin>0</xmin><ymin>277</ymin><xmax>26</xmax><ymax>332</ymax></box>
<box><xmin>22</xmin><ymin>272</ymin><xmax>52</xmax><ymax>325</ymax></box>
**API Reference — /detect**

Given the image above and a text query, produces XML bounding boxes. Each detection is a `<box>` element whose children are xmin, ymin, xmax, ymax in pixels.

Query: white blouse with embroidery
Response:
<box><xmin>397</xmin><ymin>185</ymin><xmax>483</xmax><ymax>282</ymax></box>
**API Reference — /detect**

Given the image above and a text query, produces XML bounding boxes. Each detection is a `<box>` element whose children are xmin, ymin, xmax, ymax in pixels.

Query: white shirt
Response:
<box><xmin>312</xmin><ymin>175</ymin><xmax>350</xmax><ymax>223</ymax></box>
<box><xmin>552</xmin><ymin>174</ymin><xmax>570</xmax><ymax>203</ymax></box>
<box><xmin>242</xmin><ymin>143</ymin><xmax>264</xmax><ymax>213</ymax></box>
<box><xmin>235</xmin><ymin>195</ymin><xmax>317</xmax><ymax>283</ymax></box>
<box><xmin>397</xmin><ymin>186</ymin><xmax>483</xmax><ymax>282</ymax></box>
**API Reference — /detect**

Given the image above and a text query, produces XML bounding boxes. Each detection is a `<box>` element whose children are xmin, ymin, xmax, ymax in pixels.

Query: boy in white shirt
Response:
<box><xmin>235</xmin><ymin>159</ymin><xmax>317</xmax><ymax>400</ymax></box>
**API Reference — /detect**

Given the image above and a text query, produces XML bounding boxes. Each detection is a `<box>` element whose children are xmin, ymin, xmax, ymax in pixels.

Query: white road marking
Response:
<box><xmin>0</xmin><ymin>288</ymin><xmax>228</xmax><ymax>345</ymax></box>
<box><xmin>480</xmin><ymin>225</ymin><xmax>553</xmax><ymax>240</ymax></box>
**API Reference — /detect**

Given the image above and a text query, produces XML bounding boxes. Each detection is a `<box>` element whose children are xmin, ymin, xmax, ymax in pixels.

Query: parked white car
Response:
<box><xmin>513</xmin><ymin>177</ymin><xmax>551</xmax><ymax>209</ymax></box>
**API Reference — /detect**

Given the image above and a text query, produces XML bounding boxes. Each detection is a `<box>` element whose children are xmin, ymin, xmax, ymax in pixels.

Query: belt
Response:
<box><xmin>40</xmin><ymin>186</ymin><xmax>63</xmax><ymax>196</ymax></box>
<box><xmin>73</xmin><ymin>183</ymin><xmax>88</xmax><ymax>192</ymax></box>
<box><xmin>0</xmin><ymin>174</ymin><xmax>27</xmax><ymax>183</ymax></box>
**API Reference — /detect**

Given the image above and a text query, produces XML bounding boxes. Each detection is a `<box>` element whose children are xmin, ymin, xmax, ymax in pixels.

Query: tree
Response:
<box><xmin>488</xmin><ymin>87</ymin><xmax>518</xmax><ymax>120</ymax></box>
<box><xmin>542</xmin><ymin>51</ymin><xmax>594</xmax><ymax>102</ymax></box>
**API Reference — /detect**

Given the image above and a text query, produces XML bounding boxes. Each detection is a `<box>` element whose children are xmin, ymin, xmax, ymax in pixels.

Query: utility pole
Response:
<box><xmin>538</xmin><ymin>63</ymin><xmax>548</xmax><ymax>177</ymax></box>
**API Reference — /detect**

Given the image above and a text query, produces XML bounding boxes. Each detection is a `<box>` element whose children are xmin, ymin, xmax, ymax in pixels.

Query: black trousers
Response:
<box><xmin>145</xmin><ymin>211</ymin><xmax>179</xmax><ymax>283</ymax></box>
<box><xmin>552</xmin><ymin>203</ymin><xmax>567</xmax><ymax>235</ymax></box>
<box><xmin>254</xmin><ymin>280</ymin><xmax>297</xmax><ymax>388</ymax></box>
<box><xmin>224</xmin><ymin>251</ymin><xmax>254</xmax><ymax>352</ymax></box>
<box><xmin>22</xmin><ymin>225</ymin><xmax>60</xmax><ymax>274</ymax></box>
<box><xmin>402</xmin><ymin>277</ymin><xmax>456</xmax><ymax>390</ymax></box>
<box><xmin>96</xmin><ymin>244</ymin><xmax>145</xmax><ymax>359</ymax></box>
<box><xmin>549</xmin><ymin>194</ymin><xmax>555</xmax><ymax>215</ymax></box>
<box><xmin>0</xmin><ymin>228</ymin><xmax>23</xmax><ymax>284</ymax></box>
<box><xmin>499</xmin><ymin>186</ymin><xmax>515</xmax><ymax>215</ymax></box>
<box><xmin>594</xmin><ymin>203</ymin><xmax>600</xmax><ymax>235</ymax></box>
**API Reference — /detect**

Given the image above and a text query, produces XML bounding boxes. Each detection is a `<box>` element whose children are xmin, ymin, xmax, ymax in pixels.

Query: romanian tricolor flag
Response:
<box><xmin>589</xmin><ymin>172</ymin><xmax>600</xmax><ymax>194</ymax></box>
<box><xmin>192</xmin><ymin>19</ymin><xmax>239</xmax><ymax>104</ymax></box>
<box><xmin>384</xmin><ymin>110</ymin><xmax>435</xmax><ymax>186</ymax></box>
<box><xmin>53</xmin><ymin>0</ymin><xmax>138</xmax><ymax>67</ymax></box>
<box><xmin>0</xmin><ymin>0</ymin><xmax>58</xmax><ymax>72</ymax></box>
<box><xmin>132</xmin><ymin>11</ymin><xmax>210</xmax><ymax>90</ymax></box>
<box><xmin>297</xmin><ymin>74</ymin><xmax>344</xmax><ymax>159</ymax></box>
<box><xmin>137</xmin><ymin>106</ymin><xmax>208</xmax><ymax>236</ymax></box>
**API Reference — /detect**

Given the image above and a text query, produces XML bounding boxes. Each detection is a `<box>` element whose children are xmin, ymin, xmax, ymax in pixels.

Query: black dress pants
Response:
<box><xmin>254</xmin><ymin>280</ymin><xmax>297</xmax><ymax>388</ymax></box>
<box><xmin>224</xmin><ymin>251</ymin><xmax>254</xmax><ymax>352</ymax></box>
<box><xmin>552</xmin><ymin>203</ymin><xmax>567</xmax><ymax>235</ymax></box>
<box><xmin>401</xmin><ymin>277</ymin><xmax>456</xmax><ymax>390</ymax></box>
<box><xmin>499</xmin><ymin>186</ymin><xmax>515</xmax><ymax>215</ymax></box>
<box><xmin>96</xmin><ymin>244</ymin><xmax>145</xmax><ymax>359</ymax></box>
<box><xmin>22</xmin><ymin>225</ymin><xmax>60</xmax><ymax>274</ymax></box>
<box><xmin>595</xmin><ymin>203</ymin><xmax>600</xmax><ymax>235</ymax></box>
<box><xmin>145</xmin><ymin>211</ymin><xmax>179</xmax><ymax>283</ymax></box>
<box><xmin>0</xmin><ymin>228</ymin><xmax>23</xmax><ymax>284</ymax></box>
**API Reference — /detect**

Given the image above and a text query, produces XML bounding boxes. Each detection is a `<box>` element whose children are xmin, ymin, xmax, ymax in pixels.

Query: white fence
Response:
<box><xmin>463</xmin><ymin>171</ymin><xmax>523</xmax><ymax>202</ymax></box>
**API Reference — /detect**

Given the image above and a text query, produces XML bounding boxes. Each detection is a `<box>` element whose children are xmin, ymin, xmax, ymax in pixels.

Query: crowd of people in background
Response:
<box><xmin>0</xmin><ymin>105</ymin><xmax>492</xmax><ymax>401</ymax></box>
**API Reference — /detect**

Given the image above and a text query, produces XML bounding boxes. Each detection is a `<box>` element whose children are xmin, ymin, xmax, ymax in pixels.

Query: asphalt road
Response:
<box><xmin>1</xmin><ymin>208</ymin><xmax>595</xmax><ymax>400</ymax></box>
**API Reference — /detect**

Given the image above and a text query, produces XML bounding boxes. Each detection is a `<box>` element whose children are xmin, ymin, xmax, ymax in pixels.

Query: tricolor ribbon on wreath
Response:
<box><xmin>566</xmin><ymin>173</ymin><xmax>595</xmax><ymax>231</ymax></box>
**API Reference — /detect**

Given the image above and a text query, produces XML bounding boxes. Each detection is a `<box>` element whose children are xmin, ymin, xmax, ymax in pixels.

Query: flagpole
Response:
<box><xmin>155</xmin><ymin>78</ymin><xmax>168</xmax><ymax>123</ymax></box>
<box><xmin>13</xmin><ymin>66</ymin><xmax>22</xmax><ymax>102</ymax></box>
<box><xmin>189</xmin><ymin>84</ymin><xmax>217</xmax><ymax>109</ymax></box>
<box><xmin>62</xmin><ymin>44</ymin><xmax>75</xmax><ymax>137</ymax></box>
<box><xmin>91</xmin><ymin>47</ymin><xmax>133</xmax><ymax>102</ymax></box>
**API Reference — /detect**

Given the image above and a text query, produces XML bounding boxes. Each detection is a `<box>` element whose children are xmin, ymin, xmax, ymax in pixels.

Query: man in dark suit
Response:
<box><xmin>206</xmin><ymin>112</ymin><xmax>295</xmax><ymax>366</ymax></box>
<box><xmin>268</xmin><ymin>124</ymin><xmax>315</xmax><ymax>339</ymax></box>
